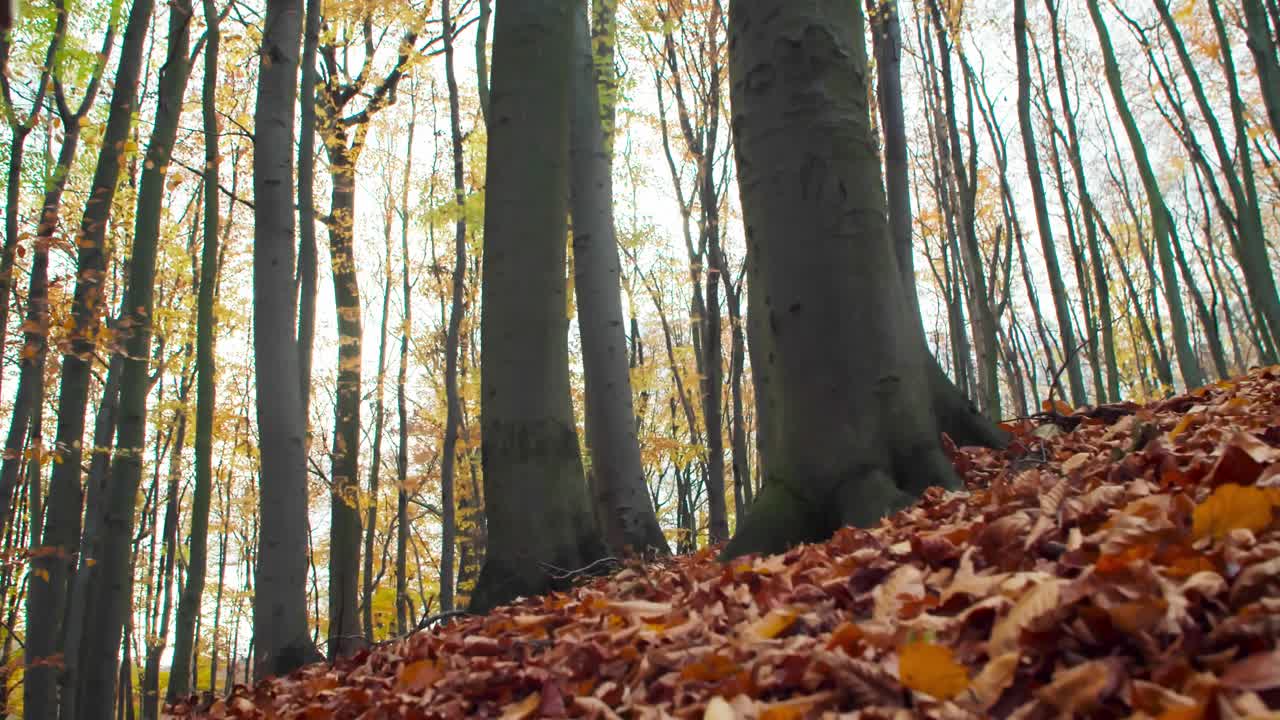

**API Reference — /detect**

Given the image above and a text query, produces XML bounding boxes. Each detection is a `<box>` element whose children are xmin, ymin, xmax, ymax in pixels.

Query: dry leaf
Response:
<box><xmin>1192</xmin><ymin>483</ymin><xmax>1276</xmax><ymax>540</ymax></box>
<box><xmin>898</xmin><ymin>642</ymin><xmax>969</xmax><ymax>700</ymax></box>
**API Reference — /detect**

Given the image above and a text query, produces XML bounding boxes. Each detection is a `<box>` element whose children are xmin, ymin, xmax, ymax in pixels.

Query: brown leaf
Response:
<box><xmin>1035</xmin><ymin>659</ymin><xmax>1120</xmax><ymax>715</ymax></box>
<box><xmin>1221</xmin><ymin>649</ymin><xmax>1280</xmax><ymax>690</ymax></box>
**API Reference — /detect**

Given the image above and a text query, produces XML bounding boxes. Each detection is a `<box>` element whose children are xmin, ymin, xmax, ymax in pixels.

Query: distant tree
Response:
<box><xmin>251</xmin><ymin>0</ymin><xmax>322</xmax><ymax>679</ymax></box>
<box><xmin>569</xmin><ymin>0</ymin><xmax>668</xmax><ymax>557</ymax></box>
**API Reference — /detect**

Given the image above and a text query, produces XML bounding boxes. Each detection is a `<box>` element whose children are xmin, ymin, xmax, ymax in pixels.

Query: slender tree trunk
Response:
<box><xmin>1045</xmin><ymin>0</ymin><xmax>1119</xmax><ymax>401</ymax></box>
<box><xmin>296</xmin><ymin>0</ymin><xmax>322</xmax><ymax>422</ymax></box>
<box><xmin>361</xmin><ymin>210</ymin><xmax>391</xmax><ymax>640</ymax></box>
<box><xmin>475</xmin><ymin>0</ymin><xmax>491</xmax><ymax>126</ymax></box>
<box><xmin>168</xmin><ymin>0</ymin><xmax>221</xmax><ymax>697</ymax></box>
<box><xmin>470</xmin><ymin>0</ymin><xmax>606</xmax><ymax>613</ymax></box>
<box><xmin>78</xmin><ymin>2</ymin><xmax>195</xmax><ymax>711</ymax></box>
<box><xmin>1244</xmin><ymin>0</ymin><xmax>1280</xmax><ymax>143</ymax></box>
<box><xmin>435</xmin><ymin>0</ymin><xmax>469</xmax><ymax>614</ymax></box>
<box><xmin>142</xmin><ymin>363</ymin><xmax>190</xmax><ymax>720</ymax></box>
<box><xmin>568</xmin><ymin>0</ymin><xmax>667</xmax><ymax>556</ymax></box>
<box><xmin>927</xmin><ymin>1</ymin><xmax>1000</xmax><ymax>417</ymax></box>
<box><xmin>25</xmin><ymin>0</ymin><xmax>152</xmax><ymax>713</ymax></box>
<box><xmin>1086</xmin><ymin>0</ymin><xmax>1203</xmax><ymax>390</ymax></box>
<box><xmin>1014</xmin><ymin>0</ymin><xmax>1088</xmax><ymax>407</ymax></box>
<box><xmin>321</xmin><ymin>130</ymin><xmax>363</xmax><ymax>661</ymax></box>
<box><xmin>252</xmin><ymin>0</ymin><xmax>321</xmax><ymax>679</ymax></box>
<box><xmin>394</xmin><ymin>88</ymin><xmax>416</xmax><ymax>637</ymax></box>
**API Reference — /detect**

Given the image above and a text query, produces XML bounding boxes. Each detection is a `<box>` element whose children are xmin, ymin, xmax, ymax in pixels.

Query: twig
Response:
<box><xmin>537</xmin><ymin>556</ymin><xmax>620</xmax><ymax>582</ymax></box>
<box><xmin>414</xmin><ymin>609</ymin><xmax>470</xmax><ymax>633</ymax></box>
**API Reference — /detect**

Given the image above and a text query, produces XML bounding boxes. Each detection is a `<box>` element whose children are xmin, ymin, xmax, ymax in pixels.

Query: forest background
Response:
<box><xmin>0</xmin><ymin>0</ymin><xmax>1278</xmax><ymax>716</ymax></box>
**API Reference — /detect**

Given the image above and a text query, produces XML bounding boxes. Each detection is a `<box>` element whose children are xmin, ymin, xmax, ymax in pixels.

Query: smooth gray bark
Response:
<box><xmin>723</xmin><ymin>0</ymin><xmax>956</xmax><ymax>559</ymax></box>
<box><xmin>470</xmin><ymin>0</ymin><xmax>605</xmax><ymax>613</ymax></box>
<box><xmin>569</xmin><ymin>0</ymin><xmax>668</xmax><ymax>557</ymax></box>
<box><xmin>252</xmin><ymin>0</ymin><xmax>321</xmax><ymax>679</ymax></box>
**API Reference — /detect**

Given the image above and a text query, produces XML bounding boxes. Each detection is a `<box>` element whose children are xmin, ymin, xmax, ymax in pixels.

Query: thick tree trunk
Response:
<box><xmin>78</xmin><ymin>2</ymin><xmax>195</xmax><ymax>711</ymax></box>
<box><xmin>252</xmin><ymin>0</ymin><xmax>321</xmax><ymax>679</ymax></box>
<box><xmin>723</xmin><ymin>0</ymin><xmax>957</xmax><ymax>559</ymax></box>
<box><xmin>1014</xmin><ymin>0</ymin><xmax>1088</xmax><ymax>407</ymax></box>
<box><xmin>168</xmin><ymin>0</ymin><xmax>221</xmax><ymax>697</ymax></box>
<box><xmin>470</xmin><ymin>0</ymin><xmax>606</xmax><ymax>613</ymax></box>
<box><xmin>568</xmin><ymin>0</ymin><xmax>667</xmax><ymax>556</ymax></box>
<box><xmin>1086</xmin><ymin>0</ymin><xmax>1203</xmax><ymax>390</ymax></box>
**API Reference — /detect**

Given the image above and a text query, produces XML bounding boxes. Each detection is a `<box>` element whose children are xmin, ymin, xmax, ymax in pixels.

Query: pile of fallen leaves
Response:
<box><xmin>171</xmin><ymin>367</ymin><xmax>1280</xmax><ymax>719</ymax></box>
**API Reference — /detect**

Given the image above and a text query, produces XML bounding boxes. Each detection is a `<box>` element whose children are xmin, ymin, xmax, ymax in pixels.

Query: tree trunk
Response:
<box><xmin>1014</xmin><ymin>0</ymin><xmax>1088</xmax><ymax>407</ymax></box>
<box><xmin>323</xmin><ymin>134</ymin><xmax>364</xmax><ymax>657</ymax></box>
<box><xmin>1244</xmin><ymin>0</ymin><xmax>1280</xmax><ymax>143</ymax></box>
<box><xmin>723</xmin><ymin>0</ymin><xmax>957</xmax><ymax>558</ymax></box>
<box><xmin>78</xmin><ymin>2</ymin><xmax>195</xmax><ymax>711</ymax></box>
<box><xmin>168</xmin><ymin>0</ymin><xmax>221</xmax><ymax>698</ymax></box>
<box><xmin>568</xmin><ymin>0</ymin><xmax>667</xmax><ymax>556</ymax></box>
<box><xmin>470</xmin><ymin>0</ymin><xmax>606</xmax><ymax>613</ymax></box>
<box><xmin>296</xmin><ymin>0</ymin><xmax>322</xmax><ymax>423</ymax></box>
<box><xmin>362</xmin><ymin>206</ymin><xmax>391</xmax><ymax>640</ymax></box>
<box><xmin>927</xmin><ymin>1</ymin><xmax>1001</xmax><ymax>418</ymax></box>
<box><xmin>394</xmin><ymin>88</ymin><xmax>416</xmax><ymax>637</ymax></box>
<box><xmin>1045</xmin><ymin>0</ymin><xmax>1120</xmax><ymax>401</ymax></box>
<box><xmin>24</xmin><ymin>0</ymin><xmax>149</xmax><ymax>714</ymax></box>
<box><xmin>436</xmin><ymin>0</ymin><xmax>469</xmax><ymax>614</ymax></box>
<box><xmin>1086</xmin><ymin>0</ymin><xmax>1203</xmax><ymax>390</ymax></box>
<box><xmin>252</xmin><ymin>0</ymin><xmax>321</xmax><ymax>679</ymax></box>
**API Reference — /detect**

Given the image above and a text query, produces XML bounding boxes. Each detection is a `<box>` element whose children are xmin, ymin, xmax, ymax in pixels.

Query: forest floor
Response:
<box><xmin>171</xmin><ymin>367</ymin><xmax>1280</xmax><ymax>719</ymax></box>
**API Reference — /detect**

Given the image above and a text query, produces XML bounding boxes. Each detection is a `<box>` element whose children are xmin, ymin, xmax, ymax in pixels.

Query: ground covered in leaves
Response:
<box><xmin>171</xmin><ymin>367</ymin><xmax>1280</xmax><ymax>719</ymax></box>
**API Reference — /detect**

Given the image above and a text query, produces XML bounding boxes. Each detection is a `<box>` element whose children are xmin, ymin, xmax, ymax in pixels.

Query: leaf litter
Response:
<box><xmin>169</xmin><ymin>366</ymin><xmax>1280</xmax><ymax>719</ymax></box>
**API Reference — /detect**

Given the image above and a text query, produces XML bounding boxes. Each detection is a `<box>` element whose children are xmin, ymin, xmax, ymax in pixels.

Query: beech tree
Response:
<box><xmin>252</xmin><ymin>0</ymin><xmax>321</xmax><ymax>679</ymax></box>
<box><xmin>722</xmin><ymin>0</ymin><xmax>961</xmax><ymax>558</ymax></box>
<box><xmin>470</xmin><ymin>0</ymin><xmax>606</xmax><ymax>612</ymax></box>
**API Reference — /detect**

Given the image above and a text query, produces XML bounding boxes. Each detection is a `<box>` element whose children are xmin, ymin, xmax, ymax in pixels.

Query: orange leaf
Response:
<box><xmin>499</xmin><ymin>692</ymin><xmax>541</xmax><ymax>720</ymax></box>
<box><xmin>1191</xmin><ymin>483</ymin><xmax>1276</xmax><ymax>541</ymax></box>
<box><xmin>395</xmin><ymin>659</ymin><xmax>442</xmax><ymax>693</ymax></box>
<box><xmin>824</xmin><ymin>622</ymin><xmax>864</xmax><ymax>654</ymax></box>
<box><xmin>898</xmin><ymin>642</ymin><xmax>969</xmax><ymax>700</ymax></box>
<box><xmin>743</xmin><ymin>608</ymin><xmax>797</xmax><ymax>641</ymax></box>
<box><xmin>1042</xmin><ymin>399</ymin><xmax>1073</xmax><ymax>414</ymax></box>
<box><xmin>1168</xmin><ymin>414</ymin><xmax>1201</xmax><ymax>440</ymax></box>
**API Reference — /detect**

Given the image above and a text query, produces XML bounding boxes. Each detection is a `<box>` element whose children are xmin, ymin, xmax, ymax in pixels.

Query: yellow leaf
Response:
<box><xmin>898</xmin><ymin>641</ymin><xmax>969</xmax><ymax>700</ymax></box>
<box><xmin>33</xmin><ymin>568</ymin><xmax>50</xmax><ymax>582</ymax></box>
<box><xmin>1168</xmin><ymin>413</ymin><xmax>1202</xmax><ymax>440</ymax></box>
<box><xmin>1192</xmin><ymin>483</ymin><xmax>1276</xmax><ymax>541</ymax></box>
<box><xmin>499</xmin><ymin>692</ymin><xmax>540</xmax><ymax>720</ymax></box>
<box><xmin>743</xmin><ymin>608</ymin><xmax>797</xmax><ymax>641</ymax></box>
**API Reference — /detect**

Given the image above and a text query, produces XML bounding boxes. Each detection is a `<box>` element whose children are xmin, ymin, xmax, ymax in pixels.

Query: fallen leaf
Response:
<box><xmin>898</xmin><ymin>642</ymin><xmax>969</xmax><ymax>700</ymax></box>
<box><xmin>1192</xmin><ymin>483</ymin><xmax>1276</xmax><ymax>540</ymax></box>
<box><xmin>1221</xmin><ymin>649</ymin><xmax>1280</xmax><ymax>690</ymax></box>
<box><xmin>743</xmin><ymin>608</ymin><xmax>797</xmax><ymax>641</ymax></box>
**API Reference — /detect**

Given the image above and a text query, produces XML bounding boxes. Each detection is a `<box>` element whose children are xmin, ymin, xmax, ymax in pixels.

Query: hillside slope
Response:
<box><xmin>171</xmin><ymin>367</ymin><xmax>1280</xmax><ymax>719</ymax></box>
